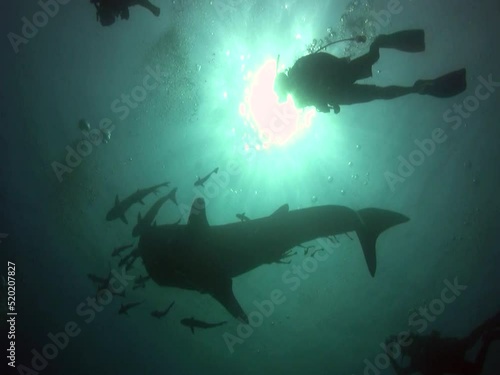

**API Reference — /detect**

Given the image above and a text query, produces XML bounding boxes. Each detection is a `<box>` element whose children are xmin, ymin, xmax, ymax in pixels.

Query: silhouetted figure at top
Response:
<box><xmin>91</xmin><ymin>0</ymin><xmax>160</xmax><ymax>27</ymax></box>
<box><xmin>386</xmin><ymin>311</ymin><xmax>500</xmax><ymax>375</ymax></box>
<box><xmin>274</xmin><ymin>29</ymin><xmax>467</xmax><ymax>114</ymax></box>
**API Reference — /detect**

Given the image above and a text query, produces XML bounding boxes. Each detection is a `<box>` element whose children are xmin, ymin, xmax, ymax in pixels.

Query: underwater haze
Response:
<box><xmin>1</xmin><ymin>0</ymin><xmax>500</xmax><ymax>374</ymax></box>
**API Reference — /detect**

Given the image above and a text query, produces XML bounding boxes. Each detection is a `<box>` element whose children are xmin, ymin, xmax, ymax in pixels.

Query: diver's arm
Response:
<box><xmin>329</xmin><ymin>103</ymin><xmax>340</xmax><ymax>114</ymax></box>
<box><xmin>316</xmin><ymin>103</ymin><xmax>331</xmax><ymax>113</ymax></box>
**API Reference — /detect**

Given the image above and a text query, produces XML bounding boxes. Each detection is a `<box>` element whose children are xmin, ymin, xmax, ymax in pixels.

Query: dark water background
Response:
<box><xmin>1</xmin><ymin>0</ymin><xmax>499</xmax><ymax>374</ymax></box>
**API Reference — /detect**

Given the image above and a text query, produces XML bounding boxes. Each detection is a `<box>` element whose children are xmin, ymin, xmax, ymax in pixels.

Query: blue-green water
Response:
<box><xmin>1</xmin><ymin>1</ymin><xmax>500</xmax><ymax>374</ymax></box>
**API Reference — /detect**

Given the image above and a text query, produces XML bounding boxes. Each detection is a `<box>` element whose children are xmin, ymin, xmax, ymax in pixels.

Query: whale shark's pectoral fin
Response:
<box><xmin>190</xmin><ymin>325</ymin><xmax>195</xmax><ymax>334</ymax></box>
<box><xmin>356</xmin><ymin>208</ymin><xmax>410</xmax><ymax>277</ymax></box>
<box><xmin>271</xmin><ymin>204</ymin><xmax>289</xmax><ymax>216</ymax></box>
<box><xmin>211</xmin><ymin>277</ymin><xmax>248</xmax><ymax>324</ymax></box>
<box><xmin>120</xmin><ymin>214</ymin><xmax>128</xmax><ymax>225</ymax></box>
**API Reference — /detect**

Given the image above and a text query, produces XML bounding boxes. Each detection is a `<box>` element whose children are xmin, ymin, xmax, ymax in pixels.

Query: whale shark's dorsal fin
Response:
<box><xmin>114</xmin><ymin>195</ymin><xmax>119</xmax><ymax>206</ymax></box>
<box><xmin>271</xmin><ymin>204</ymin><xmax>289</xmax><ymax>216</ymax></box>
<box><xmin>188</xmin><ymin>198</ymin><xmax>209</xmax><ymax>229</ymax></box>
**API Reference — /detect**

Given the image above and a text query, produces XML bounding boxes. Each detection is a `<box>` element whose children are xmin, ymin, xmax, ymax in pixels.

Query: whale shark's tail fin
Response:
<box><xmin>356</xmin><ymin>209</ymin><xmax>410</xmax><ymax>277</ymax></box>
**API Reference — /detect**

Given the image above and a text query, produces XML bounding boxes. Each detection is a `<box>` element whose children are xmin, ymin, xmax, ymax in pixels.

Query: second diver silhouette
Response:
<box><xmin>91</xmin><ymin>0</ymin><xmax>161</xmax><ymax>27</ymax></box>
<box><xmin>386</xmin><ymin>311</ymin><xmax>500</xmax><ymax>375</ymax></box>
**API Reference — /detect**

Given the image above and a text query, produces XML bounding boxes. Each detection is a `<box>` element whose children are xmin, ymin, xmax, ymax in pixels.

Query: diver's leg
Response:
<box><xmin>133</xmin><ymin>0</ymin><xmax>160</xmax><ymax>16</ymax></box>
<box><xmin>376</xmin><ymin>30</ymin><xmax>425</xmax><ymax>52</ymax></box>
<box><xmin>461</xmin><ymin>311</ymin><xmax>500</xmax><ymax>350</ymax></box>
<box><xmin>466</xmin><ymin>330</ymin><xmax>500</xmax><ymax>375</ymax></box>
<box><xmin>346</xmin><ymin>30</ymin><xmax>425</xmax><ymax>82</ymax></box>
<box><xmin>414</xmin><ymin>69</ymin><xmax>467</xmax><ymax>98</ymax></box>
<box><xmin>335</xmin><ymin>84</ymin><xmax>417</xmax><ymax>105</ymax></box>
<box><xmin>346</xmin><ymin>42</ymin><xmax>381</xmax><ymax>81</ymax></box>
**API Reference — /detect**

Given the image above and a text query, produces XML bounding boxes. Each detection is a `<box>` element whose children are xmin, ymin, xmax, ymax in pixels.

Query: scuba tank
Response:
<box><xmin>312</xmin><ymin>35</ymin><xmax>367</xmax><ymax>54</ymax></box>
<box><xmin>276</xmin><ymin>35</ymin><xmax>367</xmax><ymax>73</ymax></box>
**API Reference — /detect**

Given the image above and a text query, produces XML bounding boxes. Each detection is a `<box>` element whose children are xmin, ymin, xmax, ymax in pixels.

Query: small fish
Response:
<box><xmin>125</xmin><ymin>257</ymin><xmax>137</xmax><ymax>271</ymax></box>
<box><xmin>194</xmin><ymin>167</ymin><xmax>219</xmax><ymax>187</ymax></box>
<box><xmin>298</xmin><ymin>244</ymin><xmax>315</xmax><ymax>255</ymax></box>
<box><xmin>132</xmin><ymin>188</ymin><xmax>178</xmax><ymax>237</ymax></box>
<box><xmin>96</xmin><ymin>286</ymin><xmax>126</xmax><ymax>304</ymax></box>
<box><xmin>118</xmin><ymin>301</ymin><xmax>143</xmax><ymax>315</ymax></box>
<box><xmin>151</xmin><ymin>301</ymin><xmax>175</xmax><ymax>319</ymax></box>
<box><xmin>236</xmin><ymin>213</ymin><xmax>250</xmax><ymax>222</ymax></box>
<box><xmin>106</xmin><ymin>182</ymin><xmax>170</xmax><ymax>224</ymax></box>
<box><xmin>93</xmin><ymin>266</ymin><xmax>112</xmax><ymax>290</ymax></box>
<box><xmin>311</xmin><ymin>248</ymin><xmax>324</xmax><ymax>257</ymax></box>
<box><xmin>180</xmin><ymin>317</ymin><xmax>227</xmax><ymax>334</ymax></box>
<box><xmin>112</xmin><ymin>243</ymin><xmax>134</xmax><ymax>257</ymax></box>
<box><xmin>119</xmin><ymin>248</ymin><xmax>139</xmax><ymax>267</ymax></box>
<box><xmin>94</xmin><ymin>267</ymin><xmax>126</xmax><ymax>303</ymax></box>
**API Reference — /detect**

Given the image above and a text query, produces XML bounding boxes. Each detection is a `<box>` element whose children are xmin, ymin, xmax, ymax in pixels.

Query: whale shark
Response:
<box><xmin>139</xmin><ymin>198</ymin><xmax>409</xmax><ymax>322</ymax></box>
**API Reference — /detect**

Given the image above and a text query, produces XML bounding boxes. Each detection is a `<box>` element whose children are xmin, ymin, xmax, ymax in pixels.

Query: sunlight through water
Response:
<box><xmin>239</xmin><ymin>59</ymin><xmax>316</xmax><ymax>150</ymax></box>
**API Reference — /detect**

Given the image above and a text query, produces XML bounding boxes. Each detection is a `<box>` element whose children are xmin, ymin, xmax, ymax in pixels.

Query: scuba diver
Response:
<box><xmin>91</xmin><ymin>0</ymin><xmax>161</xmax><ymax>27</ymax></box>
<box><xmin>274</xmin><ymin>29</ymin><xmax>467</xmax><ymax>114</ymax></box>
<box><xmin>385</xmin><ymin>311</ymin><xmax>500</xmax><ymax>375</ymax></box>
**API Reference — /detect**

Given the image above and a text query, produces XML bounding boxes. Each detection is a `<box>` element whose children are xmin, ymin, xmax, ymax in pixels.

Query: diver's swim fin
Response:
<box><xmin>415</xmin><ymin>68</ymin><xmax>467</xmax><ymax>98</ymax></box>
<box><xmin>376</xmin><ymin>29</ymin><xmax>425</xmax><ymax>52</ymax></box>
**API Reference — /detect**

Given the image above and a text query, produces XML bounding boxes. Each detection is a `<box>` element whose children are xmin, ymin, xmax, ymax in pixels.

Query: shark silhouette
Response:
<box><xmin>106</xmin><ymin>182</ymin><xmax>170</xmax><ymax>224</ymax></box>
<box><xmin>132</xmin><ymin>188</ymin><xmax>178</xmax><ymax>237</ymax></box>
<box><xmin>139</xmin><ymin>198</ymin><xmax>409</xmax><ymax>322</ymax></box>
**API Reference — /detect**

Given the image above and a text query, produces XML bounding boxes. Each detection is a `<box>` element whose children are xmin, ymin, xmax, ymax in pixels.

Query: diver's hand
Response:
<box><xmin>330</xmin><ymin>104</ymin><xmax>340</xmax><ymax>114</ymax></box>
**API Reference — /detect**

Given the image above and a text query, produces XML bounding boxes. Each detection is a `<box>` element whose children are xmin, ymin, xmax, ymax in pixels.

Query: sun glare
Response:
<box><xmin>239</xmin><ymin>59</ymin><xmax>316</xmax><ymax>150</ymax></box>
